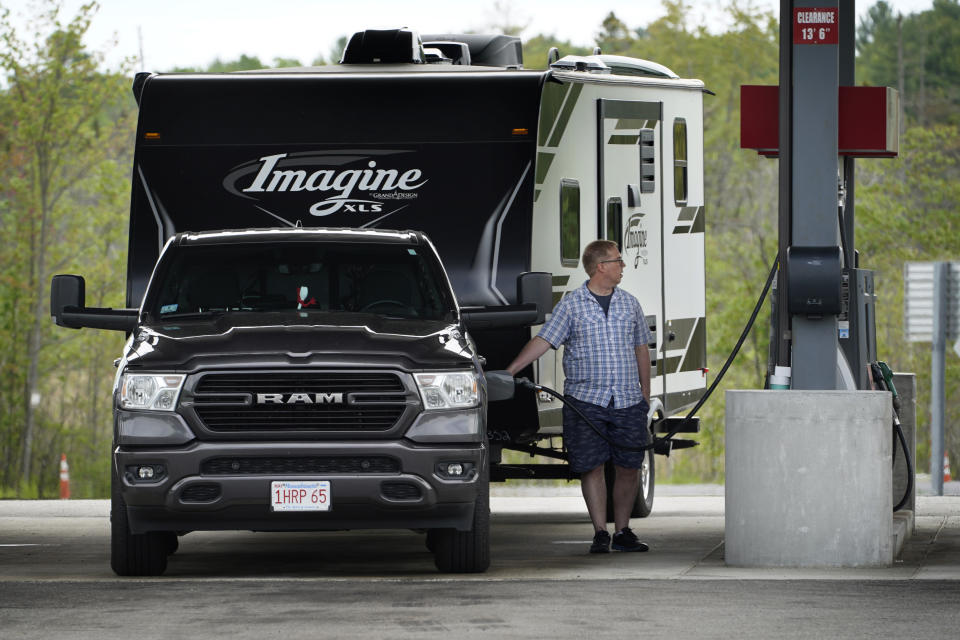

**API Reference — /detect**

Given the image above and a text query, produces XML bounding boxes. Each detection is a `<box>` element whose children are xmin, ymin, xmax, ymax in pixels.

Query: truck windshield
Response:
<box><xmin>146</xmin><ymin>241</ymin><xmax>457</xmax><ymax>321</ymax></box>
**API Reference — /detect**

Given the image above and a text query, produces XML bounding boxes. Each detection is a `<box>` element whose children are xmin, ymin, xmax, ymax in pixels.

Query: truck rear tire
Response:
<box><xmin>110</xmin><ymin>469</ymin><xmax>168</xmax><ymax>576</ymax></box>
<box><xmin>604</xmin><ymin>450</ymin><xmax>655</xmax><ymax>522</ymax></box>
<box><xmin>431</xmin><ymin>471</ymin><xmax>490</xmax><ymax>573</ymax></box>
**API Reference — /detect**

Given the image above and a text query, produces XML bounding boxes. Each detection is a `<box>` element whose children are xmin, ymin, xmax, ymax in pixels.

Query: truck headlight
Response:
<box><xmin>120</xmin><ymin>373</ymin><xmax>185</xmax><ymax>411</ymax></box>
<box><xmin>414</xmin><ymin>371</ymin><xmax>478</xmax><ymax>410</ymax></box>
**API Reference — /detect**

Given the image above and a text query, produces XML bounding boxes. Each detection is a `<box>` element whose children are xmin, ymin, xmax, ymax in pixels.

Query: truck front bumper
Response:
<box><xmin>116</xmin><ymin>440</ymin><xmax>484</xmax><ymax>534</ymax></box>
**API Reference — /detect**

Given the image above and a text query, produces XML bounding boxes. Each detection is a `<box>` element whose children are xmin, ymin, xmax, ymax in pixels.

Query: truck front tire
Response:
<box><xmin>431</xmin><ymin>471</ymin><xmax>490</xmax><ymax>573</ymax></box>
<box><xmin>110</xmin><ymin>469</ymin><xmax>169</xmax><ymax>576</ymax></box>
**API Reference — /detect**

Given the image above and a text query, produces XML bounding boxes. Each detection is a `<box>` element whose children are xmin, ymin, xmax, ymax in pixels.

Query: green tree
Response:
<box><xmin>595</xmin><ymin>11</ymin><xmax>635</xmax><ymax>54</ymax></box>
<box><xmin>483</xmin><ymin>0</ymin><xmax>530</xmax><ymax>37</ymax></box>
<box><xmin>271</xmin><ymin>56</ymin><xmax>303</xmax><ymax>68</ymax></box>
<box><xmin>858</xmin><ymin>0</ymin><xmax>960</xmax><ymax>126</ymax></box>
<box><xmin>325</xmin><ymin>35</ymin><xmax>347</xmax><ymax>66</ymax></box>
<box><xmin>206</xmin><ymin>53</ymin><xmax>263</xmax><ymax>72</ymax></box>
<box><xmin>0</xmin><ymin>0</ymin><xmax>134</xmax><ymax>495</ymax></box>
<box><xmin>171</xmin><ymin>53</ymin><xmax>317</xmax><ymax>74</ymax></box>
<box><xmin>521</xmin><ymin>34</ymin><xmax>591</xmax><ymax>69</ymax></box>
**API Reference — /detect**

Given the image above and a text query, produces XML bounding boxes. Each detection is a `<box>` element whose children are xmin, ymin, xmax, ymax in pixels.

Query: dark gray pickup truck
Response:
<box><xmin>52</xmin><ymin>227</ymin><xmax>497</xmax><ymax>574</ymax></box>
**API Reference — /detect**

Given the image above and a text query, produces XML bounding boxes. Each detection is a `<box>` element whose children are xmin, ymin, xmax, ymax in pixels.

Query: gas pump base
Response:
<box><xmin>725</xmin><ymin>390</ymin><xmax>896</xmax><ymax>567</ymax></box>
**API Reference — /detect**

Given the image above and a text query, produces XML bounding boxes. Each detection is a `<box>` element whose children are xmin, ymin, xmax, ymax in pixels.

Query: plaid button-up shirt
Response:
<box><xmin>538</xmin><ymin>281</ymin><xmax>653</xmax><ymax>409</ymax></box>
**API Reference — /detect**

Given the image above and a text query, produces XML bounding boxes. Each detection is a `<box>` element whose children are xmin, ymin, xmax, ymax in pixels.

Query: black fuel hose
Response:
<box><xmin>516</xmin><ymin>380</ymin><xmax>652</xmax><ymax>453</ymax></box>
<box><xmin>869</xmin><ymin>363</ymin><xmax>914</xmax><ymax>512</ymax></box>
<box><xmin>516</xmin><ymin>252</ymin><xmax>781</xmax><ymax>454</ymax></box>
<box><xmin>893</xmin><ymin>420</ymin><xmax>913</xmax><ymax>512</ymax></box>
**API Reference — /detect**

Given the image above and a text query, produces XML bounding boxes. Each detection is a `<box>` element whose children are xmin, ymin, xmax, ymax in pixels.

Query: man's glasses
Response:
<box><xmin>599</xmin><ymin>258</ymin><xmax>625</xmax><ymax>265</ymax></box>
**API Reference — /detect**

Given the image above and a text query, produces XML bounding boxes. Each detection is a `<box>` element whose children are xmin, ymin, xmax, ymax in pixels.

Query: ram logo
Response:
<box><xmin>256</xmin><ymin>392</ymin><xmax>344</xmax><ymax>405</ymax></box>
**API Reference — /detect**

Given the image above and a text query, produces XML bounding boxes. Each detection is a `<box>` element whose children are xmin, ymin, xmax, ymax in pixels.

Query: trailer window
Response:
<box><xmin>605</xmin><ymin>198</ymin><xmax>622</xmax><ymax>244</ymax></box>
<box><xmin>560</xmin><ymin>180</ymin><xmax>580</xmax><ymax>267</ymax></box>
<box><xmin>673</xmin><ymin>118</ymin><xmax>688</xmax><ymax>205</ymax></box>
<box><xmin>639</xmin><ymin>128</ymin><xmax>656</xmax><ymax>194</ymax></box>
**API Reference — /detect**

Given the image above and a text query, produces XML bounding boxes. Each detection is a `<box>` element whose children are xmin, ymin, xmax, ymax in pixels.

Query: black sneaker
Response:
<box><xmin>612</xmin><ymin>527</ymin><xmax>649</xmax><ymax>552</ymax></box>
<box><xmin>589</xmin><ymin>529</ymin><xmax>611</xmax><ymax>554</ymax></box>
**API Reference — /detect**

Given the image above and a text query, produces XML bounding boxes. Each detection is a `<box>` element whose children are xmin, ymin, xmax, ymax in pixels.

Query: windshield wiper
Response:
<box><xmin>157</xmin><ymin>310</ymin><xmax>226</xmax><ymax>321</ymax></box>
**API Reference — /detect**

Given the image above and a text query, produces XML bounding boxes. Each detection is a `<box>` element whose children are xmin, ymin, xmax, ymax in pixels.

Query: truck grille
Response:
<box><xmin>201</xmin><ymin>456</ymin><xmax>400</xmax><ymax>475</ymax></box>
<box><xmin>190</xmin><ymin>371</ymin><xmax>410</xmax><ymax>433</ymax></box>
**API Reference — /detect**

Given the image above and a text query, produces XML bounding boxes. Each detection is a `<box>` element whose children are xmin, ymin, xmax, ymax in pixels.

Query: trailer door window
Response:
<box><xmin>560</xmin><ymin>179</ymin><xmax>580</xmax><ymax>266</ymax></box>
<box><xmin>605</xmin><ymin>198</ymin><xmax>622</xmax><ymax>244</ymax></box>
<box><xmin>673</xmin><ymin>118</ymin><xmax>688</xmax><ymax>205</ymax></box>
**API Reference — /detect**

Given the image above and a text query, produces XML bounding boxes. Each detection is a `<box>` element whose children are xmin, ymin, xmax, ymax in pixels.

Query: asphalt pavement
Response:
<box><xmin>1</xmin><ymin>485</ymin><xmax>959</xmax><ymax>638</ymax></box>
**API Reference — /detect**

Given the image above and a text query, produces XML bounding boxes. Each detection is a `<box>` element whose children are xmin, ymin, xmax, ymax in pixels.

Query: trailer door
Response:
<box><xmin>597</xmin><ymin>99</ymin><xmax>664</xmax><ymax>403</ymax></box>
<box><xmin>660</xmin><ymin>107</ymin><xmax>707</xmax><ymax>413</ymax></box>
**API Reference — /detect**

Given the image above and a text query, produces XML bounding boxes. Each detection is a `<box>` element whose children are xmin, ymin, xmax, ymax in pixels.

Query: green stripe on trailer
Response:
<box><xmin>547</xmin><ymin>82</ymin><xmax>583</xmax><ymax>148</ymax></box>
<box><xmin>535</xmin><ymin>152</ymin><xmax>555</xmax><ymax>185</ymax></box>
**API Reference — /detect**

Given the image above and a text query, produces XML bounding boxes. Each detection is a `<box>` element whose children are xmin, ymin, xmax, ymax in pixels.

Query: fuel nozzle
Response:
<box><xmin>870</xmin><ymin>361</ymin><xmax>900</xmax><ymax>416</ymax></box>
<box><xmin>514</xmin><ymin>377</ymin><xmax>538</xmax><ymax>391</ymax></box>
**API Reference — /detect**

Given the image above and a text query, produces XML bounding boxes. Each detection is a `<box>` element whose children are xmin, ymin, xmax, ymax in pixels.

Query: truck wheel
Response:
<box><xmin>432</xmin><ymin>471</ymin><xmax>490</xmax><ymax>573</ymax></box>
<box><xmin>604</xmin><ymin>450</ymin><xmax>655</xmax><ymax>522</ymax></box>
<box><xmin>111</xmin><ymin>470</ymin><xmax>168</xmax><ymax>576</ymax></box>
<box><xmin>162</xmin><ymin>532</ymin><xmax>179</xmax><ymax>556</ymax></box>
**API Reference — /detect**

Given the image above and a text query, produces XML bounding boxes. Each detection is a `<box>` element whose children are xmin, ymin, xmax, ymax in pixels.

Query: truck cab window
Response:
<box><xmin>147</xmin><ymin>242</ymin><xmax>455</xmax><ymax>321</ymax></box>
<box><xmin>673</xmin><ymin>118</ymin><xmax>688</xmax><ymax>205</ymax></box>
<box><xmin>560</xmin><ymin>179</ymin><xmax>580</xmax><ymax>267</ymax></box>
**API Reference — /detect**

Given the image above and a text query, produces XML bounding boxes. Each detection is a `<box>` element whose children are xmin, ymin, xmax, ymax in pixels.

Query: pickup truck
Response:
<box><xmin>51</xmin><ymin>227</ymin><xmax>516</xmax><ymax>575</ymax></box>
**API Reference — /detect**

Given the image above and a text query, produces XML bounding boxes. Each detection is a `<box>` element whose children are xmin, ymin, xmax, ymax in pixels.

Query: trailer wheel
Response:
<box><xmin>635</xmin><ymin>449</ymin><xmax>655</xmax><ymax>518</ymax></box>
<box><xmin>110</xmin><ymin>468</ymin><xmax>168</xmax><ymax>576</ymax></box>
<box><xmin>604</xmin><ymin>450</ymin><xmax>655</xmax><ymax>522</ymax></box>
<box><xmin>431</xmin><ymin>469</ymin><xmax>490</xmax><ymax>573</ymax></box>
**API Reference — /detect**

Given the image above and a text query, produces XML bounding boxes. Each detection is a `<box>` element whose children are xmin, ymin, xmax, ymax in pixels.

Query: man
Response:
<box><xmin>506</xmin><ymin>240</ymin><xmax>652</xmax><ymax>554</ymax></box>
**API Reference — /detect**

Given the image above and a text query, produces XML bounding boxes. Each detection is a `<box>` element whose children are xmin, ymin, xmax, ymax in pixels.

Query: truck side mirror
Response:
<box><xmin>49</xmin><ymin>274</ymin><xmax>138</xmax><ymax>332</ymax></box>
<box><xmin>50</xmin><ymin>275</ymin><xmax>85</xmax><ymax>328</ymax></box>
<box><xmin>517</xmin><ymin>272</ymin><xmax>552</xmax><ymax>325</ymax></box>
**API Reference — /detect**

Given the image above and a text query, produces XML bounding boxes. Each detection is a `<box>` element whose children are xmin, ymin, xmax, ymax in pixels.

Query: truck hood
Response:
<box><xmin>121</xmin><ymin>312</ymin><xmax>474</xmax><ymax>372</ymax></box>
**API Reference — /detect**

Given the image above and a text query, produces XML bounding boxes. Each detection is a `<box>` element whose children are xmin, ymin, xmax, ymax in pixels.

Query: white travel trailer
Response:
<box><xmin>526</xmin><ymin>54</ymin><xmax>707</xmax><ymax>444</ymax></box>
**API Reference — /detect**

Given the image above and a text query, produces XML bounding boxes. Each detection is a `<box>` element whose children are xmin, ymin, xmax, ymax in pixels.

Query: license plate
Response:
<box><xmin>270</xmin><ymin>480</ymin><xmax>331</xmax><ymax>512</ymax></box>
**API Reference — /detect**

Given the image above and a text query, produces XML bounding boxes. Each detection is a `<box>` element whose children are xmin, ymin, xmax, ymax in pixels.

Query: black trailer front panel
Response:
<box><xmin>128</xmin><ymin>71</ymin><xmax>546</xmax><ymax>311</ymax></box>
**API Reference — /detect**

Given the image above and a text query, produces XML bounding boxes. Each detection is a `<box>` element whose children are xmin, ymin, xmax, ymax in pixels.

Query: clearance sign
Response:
<box><xmin>793</xmin><ymin>7</ymin><xmax>839</xmax><ymax>44</ymax></box>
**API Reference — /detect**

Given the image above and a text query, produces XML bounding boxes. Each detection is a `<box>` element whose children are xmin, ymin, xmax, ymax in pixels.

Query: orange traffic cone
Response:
<box><xmin>59</xmin><ymin>454</ymin><xmax>70</xmax><ymax>500</ymax></box>
<box><xmin>945</xmin><ymin>453</ymin><xmax>952</xmax><ymax>484</ymax></box>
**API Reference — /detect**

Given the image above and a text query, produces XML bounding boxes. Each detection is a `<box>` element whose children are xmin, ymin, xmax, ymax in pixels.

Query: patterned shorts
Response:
<box><xmin>562</xmin><ymin>397</ymin><xmax>651</xmax><ymax>473</ymax></box>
